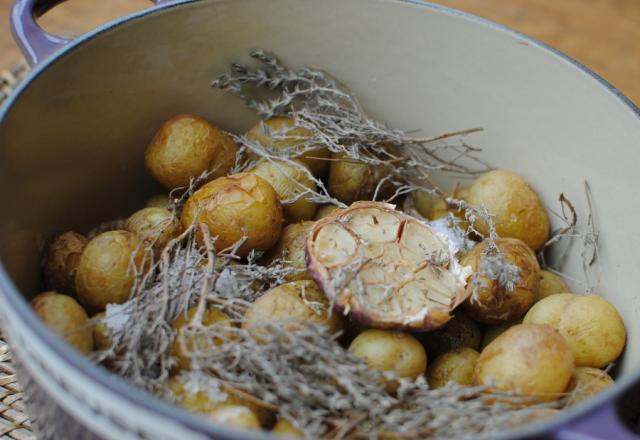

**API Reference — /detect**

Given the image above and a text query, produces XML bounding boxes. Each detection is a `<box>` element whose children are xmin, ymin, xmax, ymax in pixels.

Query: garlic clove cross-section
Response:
<box><xmin>306</xmin><ymin>201</ymin><xmax>469</xmax><ymax>331</ymax></box>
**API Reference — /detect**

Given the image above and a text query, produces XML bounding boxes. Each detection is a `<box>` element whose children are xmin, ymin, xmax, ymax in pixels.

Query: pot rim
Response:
<box><xmin>0</xmin><ymin>0</ymin><xmax>638</xmax><ymax>438</ymax></box>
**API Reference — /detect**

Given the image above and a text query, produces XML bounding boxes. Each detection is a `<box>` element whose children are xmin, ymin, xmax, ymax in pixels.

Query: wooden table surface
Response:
<box><xmin>1</xmin><ymin>0</ymin><xmax>639</xmax><ymax>104</ymax></box>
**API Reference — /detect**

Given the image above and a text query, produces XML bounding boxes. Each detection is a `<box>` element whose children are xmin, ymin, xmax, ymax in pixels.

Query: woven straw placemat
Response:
<box><xmin>0</xmin><ymin>60</ymin><xmax>35</xmax><ymax>440</ymax></box>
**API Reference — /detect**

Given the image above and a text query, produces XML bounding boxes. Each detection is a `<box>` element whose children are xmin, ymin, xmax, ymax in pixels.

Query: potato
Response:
<box><xmin>523</xmin><ymin>293</ymin><xmax>626</xmax><ymax>367</ymax></box>
<box><xmin>169</xmin><ymin>375</ymin><xmax>272</xmax><ymax>425</ymax></box>
<box><xmin>126</xmin><ymin>207</ymin><xmax>183</xmax><ymax>256</ymax></box>
<box><xmin>242</xmin><ymin>280</ymin><xmax>345</xmax><ymax>334</ymax></box>
<box><xmin>263</xmin><ymin>221</ymin><xmax>314</xmax><ymax>281</ymax></box>
<box><xmin>462</xmin><ymin>238</ymin><xmax>540</xmax><ymax>324</ymax></box>
<box><xmin>92</xmin><ymin>312</ymin><xmax>111</xmax><ymax>351</ymax></box>
<box><xmin>171</xmin><ymin>306</ymin><xmax>235</xmax><ymax>371</ymax></box>
<box><xmin>75</xmin><ymin>230</ymin><xmax>146</xmax><ymax>312</ymax></box>
<box><xmin>467</xmin><ymin>170</ymin><xmax>550</xmax><ymax>251</ymax></box>
<box><xmin>272</xmin><ymin>419</ymin><xmax>303</xmax><ymax>437</ymax></box>
<box><xmin>145</xmin><ymin>114</ymin><xmax>239</xmax><ymax>189</ymax></box>
<box><xmin>349</xmin><ymin>329</ymin><xmax>427</xmax><ymax>388</ymax></box>
<box><xmin>565</xmin><ymin>367</ymin><xmax>614</xmax><ymax>407</ymax></box>
<box><xmin>427</xmin><ymin>347</ymin><xmax>480</xmax><ymax>388</ymax></box>
<box><xmin>534</xmin><ymin>270</ymin><xmax>570</xmax><ymax>303</ymax></box>
<box><xmin>474</xmin><ymin>324</ymin><xmax>574</xmax><ymax>400</ymax></box>
<box><xmin>327</xmin><ymin>152</ymin><xmax>389</xmax><ymax>205</ymax></box>
<box><xmin>480</xmin><ymin>320</ymin><xmax>521</xmax><ymax>350</ymax></box>
<box><xmin>250</xmin><ymin>160</ymin><xmax>317</xmax><ymax>222</ymax></box>
<box><xmin>145</xmin><ymin>194</ymin><xmax>172</xmax><ymax>210</ymax></box>
<box><xmin>418</xmin><ymin>311</ymin><xmax>481</xmax><ymax>357</ymax></box>
<box><xmin>414</xmin><ymin>186</ymin><xmax>469</xmax><ymax>224</ymax></box>
<box><xmin>31</xmin><ymin>291</ymin><xmax>93</xmax><ymax>354</ymax></box>
<box><xmin>181</xmin><ymin>173</ymin><xmax>283</xmax><ymax>257</ymax></box>
<box><xmin>44</xmin><ymin>231</ymin><xmax>88</xmax><ymax>295</ymax></box>
<box><xmin>208</xmin><ymin>404</ymin><xmax>261</xmax><ymax>430</ymax></box>
<box><xmin>314</xmin><ymin>204</ymin><xmax>343</xmax><ymax>220</ymax></box>
<box><xmin>246</xmin><ymin>116</ymin><xmax>330</xmax><ymax>177</ymax></box>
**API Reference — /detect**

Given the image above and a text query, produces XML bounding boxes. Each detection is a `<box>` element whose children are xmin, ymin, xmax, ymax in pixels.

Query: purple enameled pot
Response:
<box><xmin>1</xmin><ymin>0</ymin><xmax>640</xmax><ymax>438</ymax></box>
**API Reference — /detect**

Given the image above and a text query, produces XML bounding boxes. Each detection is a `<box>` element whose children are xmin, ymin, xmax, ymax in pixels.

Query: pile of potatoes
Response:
<box><xmin>32</xmin><ymin>114</ymin><xmax>627</xmax><ymax>435</ymax></box>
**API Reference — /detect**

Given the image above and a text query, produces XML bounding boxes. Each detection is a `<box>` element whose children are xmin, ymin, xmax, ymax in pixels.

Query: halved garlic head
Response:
<box><xmin>306</xmin><ymin>201</ymin><xmax>469</xmax><ymax>331</ymax></box>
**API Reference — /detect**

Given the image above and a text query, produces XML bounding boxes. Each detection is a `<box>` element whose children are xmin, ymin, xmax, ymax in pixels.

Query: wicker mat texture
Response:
<box><xmin>0</xmin><ymin>60</ymin><xmax>35</xmax><ymax>440</ymax></box>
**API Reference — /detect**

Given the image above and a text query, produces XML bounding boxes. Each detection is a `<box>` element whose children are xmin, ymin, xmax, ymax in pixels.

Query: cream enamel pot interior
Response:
<box><xmin>1</xmin><ymin>0</ymin><xmax>640</xmax><ymax>439</ymax></box>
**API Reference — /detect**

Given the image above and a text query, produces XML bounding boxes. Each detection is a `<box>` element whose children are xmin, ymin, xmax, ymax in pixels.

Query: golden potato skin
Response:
<box><xmin>250</xmin><ymin>160</ymin><xmax>317</xmax><ymax>222</ymax></box>
<box><xmin>467</xmin><ymin>170</ymin><xmax>550</xmax><ymax>251</ymax></box>
<box><xmin>462</xmin><ymin>238</ymin><xmax>540</xmax><ymax>324</ymax></box>
<box><xmin>523</xmin><ymin>293</ymin><xmax>626</xmax><ymax>367</ymax></box>
<box><xmin>427</xmin><ymin>347</ymin><xmax>480</xmax><ymax>388</ymax></box>
<box><xmin>169</xmin><ymin>376</ymin><xmax>272</xmax><ymax>425</ymax></box>
<box><xmin>349</xmin><ymin>329</ymin><xmax>427</xmax><ymax>383</ymax></box>
<box><xmin>171</xmin><ymin>306</ymin><xmax>234</xmax><ymax>371</ymax></box>
<box><xmin>145</xmin><ymin>114</ymin><xmax>239</xmax><ymax>189</ymax></box>
<box><xmin>327</xmin><ymin>152</ymin><xmax>389</xmax><ymax>205</ymax></box>
<box><xmin>263</xmin><ymin>221</ymin><xmax>314</xmax><ymax>281</ymax></box>
<box><xmin>474</xmin><ymin>324</ymin><xmax>574</xmax><ymax>400</ymax></box>
<box><xmin>31</xmin><ymin>292</ymin><xmax>93</xmax><ymax>354</ymax></box>
<box><xmin>565</xmin><ymin>367</ymin><xmax>614</xmax><ymax>407</ymax></box>
<box><xmin>181</xmin><ymin>173</ymin><xmax>283</xmax><ymax>257</ymax></box>
<box><xmin>534</xmin><ymin>270</ymin><xmax>570</xmax><ymax>303</ymax></box>
<box><xmin>418</xmin><ymin>311</ymin><xmax>481</xmax><ymax>357</ymax></box>
<box><xmin>75</xmin><ymin>230</ymin><xmax>146</xmax><ymax>312</ymax></box>
<box><xmin>208</xmin><ymin>404</ymin><xmax>261</xmax><ymax>431</ymax></box>
<box><xmin>242</xmin><ymin>281</ymin><xmax>345</xmax><ymax>334</ymax></box>
<box><xmin>126</xmin><ymin>207</ymin><xmax>182</xmax><ymax>256</ymax></box>
<box><xmin>145</xmin><ymin>194</ymin><xmax>171</xmax><ymax>209</ymax></box>
<box><xmin>272</xmin><ymin>419</ymin><xmax>304</xmax><ymax>437</ymax></box>
<box><xmin>44</xmin><ymin>231</ymin><xmax>88</xmax><ymax>295</ymax></box>
<box><xmin>246</xmin><ymin>116</ymin><xmax>330</xmax><ymax>177</ymax></box>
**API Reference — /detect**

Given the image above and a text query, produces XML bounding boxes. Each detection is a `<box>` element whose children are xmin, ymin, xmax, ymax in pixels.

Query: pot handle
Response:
<box><xmin>551</xmin><ymin>402</ymin><xmax>639</xmax><ymax>440</ymax></box>
<box><xmin>10</xmin><ymin>0</ymin><xmax>173</xmax><ymax>66</ymax></box>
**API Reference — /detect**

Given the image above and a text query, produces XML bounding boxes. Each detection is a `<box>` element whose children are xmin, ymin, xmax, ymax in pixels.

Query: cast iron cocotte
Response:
<box><xmin>1</xmin><ymin>0</ymin><xmax>640</xmax><ymax>438</ymax></box>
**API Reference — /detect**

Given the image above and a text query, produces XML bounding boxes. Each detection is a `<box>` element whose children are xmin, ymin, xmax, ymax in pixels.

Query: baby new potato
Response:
<box><xmin>327</xmin><ymin>152</ymin><xmax>389</xmax><ymax>205</ymax></box>
<box><xmin>565</xmin><ymin>367</ymin><xmax>614</xmax><ymax>407</ymax></box>
<box><xmin>474</xmin><ymin>324</ymin><xmax>574</xmax><ymax>400</ymax></box>
<box><xmin>181</xmin><ymin>173</ymin><xmax>283</xmax><ymax>257</ymax></box>
<box><xmin>145</xmin><ymin>194</ymin><xmax>172</xmax><ymax>210</ymax></box>
<box><xmin>44</xmin><ymin>231</ymin><xmax>88</xmax><ymax>295</ymax></box>
<box><xmin>272</xmin><ymin>419</ymin><xmax>303</xmax><ymax>437</ymax></box>
<box><xmin>126</xmin><ymin>207</ymin><xmax>182</xmax><ymax>256</ymax></box>
<box><xmin>534</xmin><ymin>270</ymin><xmax>570</xmax><ymax>303</ymax></box>
<box><xmin>250</xmin><ymin>160</ymin><xmax>317</xmax><ymax>222</ymax></box>
<box><xmin>467</xmin><ymin>170</ymin><xmax>550</xmax><ymax>251</ymax></box>
<box><xmin>418</xmin><ymin>311</ymin><xmax>481</xmax><ymax>357</ymax></box>
<box><xmin>75</xmin><ymin>230</ymin><xmax>146</xmax><ymax>312</ymax></box>
<box><xmin>480</xmin><ymin>320</ymin><xmax>521</xmax><ymax>350</ymax></box>
<box><xmin>246</xmin><ymin>116</ymin><xmax>330</xmax><ymax>177</ymax></box>
<box><xmin>427</xmin><ymin>347</ymin><xmax>480</xmax><ymax>388</ymax></box>
<box><xmin>263</xmin><ymin>221</ymin><xmax>314</xmax><ymax>281</ymax></box>
<box><xmin>208</xmin><ymin>404</ymin><xmax>261</xmax><ymax>431</ymax></box>
<box><xmin>145</xmin><ymin>114</ymin><xmax>239</xmax><ymax>189</ymax></box>
<box><xmin>92</xmin><ymin>312</ymin><xmax>112</xmax><ymax>351</ymax></box>
<box><xmin>242</xmin><ymin>280</ymin><xmax>345</xmax><ymax>334</ymax></box>
<box><xmin>171</xmin><ymin>306</ymin><xmax>235</xmax><ymax>371</ymax></box>
<box><xmin>462</xmin><ymin>238</ymin><xmax>540</xmax><ymax>324</ymax></box>
<box><xmin>31</xmin><ymin>292</ymin><xmax>93</xmax><ymax>354</ymax></box>
<box><xmin>314</xmin><ymin>204</ymin><xmax>343</xmax><ymax>220</ymax></box>
<box><xmin>349</xmin><ymin>329</ymin><xmax>427</xmax><ymax>387</ymax></box>
<box><xmin>169</xmin><ymin>375</ymin><xmax>272</xmax><ymax>425</ymax></box>
<box><xmin>414</xmin><ymin>186</ymin><xmax>470</xmax><ymax>224</ymax></box>
<box><xmin>523</xmin><ymin>293</ymin><xmax>626</xmax><ymax>367</ymax></box>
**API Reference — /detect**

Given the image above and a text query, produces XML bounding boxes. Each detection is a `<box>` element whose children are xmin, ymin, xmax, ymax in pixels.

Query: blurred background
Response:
<box><xmin>0</xmin><ymin>0</ymin><xmax>639</xmax><ymax>104</ymax></box>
